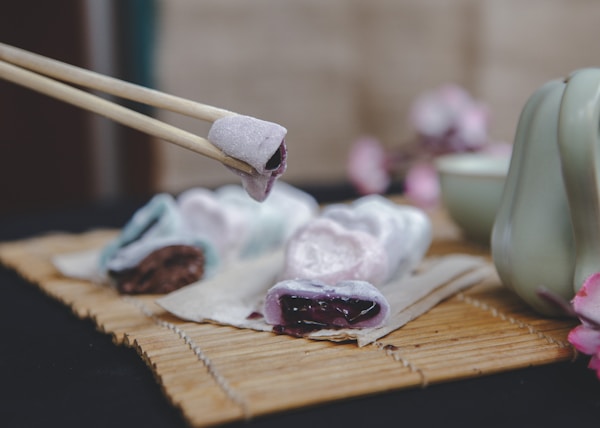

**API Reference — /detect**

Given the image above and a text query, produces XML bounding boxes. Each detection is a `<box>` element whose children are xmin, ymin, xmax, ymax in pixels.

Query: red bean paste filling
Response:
<box><xmin>273</xmin><ymin>295</ymin><xmax>381</xmax><ymax>337</ymax></box>
<box><xmin>109</xmin><ymin>245</ymin><xmax>204</xmax><ymax>294</ymax></box>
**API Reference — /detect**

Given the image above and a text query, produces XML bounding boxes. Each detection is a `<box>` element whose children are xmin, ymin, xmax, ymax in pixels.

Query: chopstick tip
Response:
<box><xmin>222</xmin><ymin>156</ymin><xmax>255</xmax><ymax>175</ymax></box>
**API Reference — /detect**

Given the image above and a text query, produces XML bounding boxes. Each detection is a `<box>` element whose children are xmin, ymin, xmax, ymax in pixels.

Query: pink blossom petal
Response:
<box><xmin>588</xmin><ymin>354</ymin><xmax>600</xmax><ymax>380</ymax></box>
<box><xmin>409</xmin><ymin>94</ymin><xmax>452</xmax><ymax>137</ymax></box>
<box><xmin>409</xmin><ymin>84</ymin><xmax>491</xmax><ymax>153</ymax></box>
<box><xmin>347</xmin><ymin>137</ymin><xmax>391</xmax><ymax>195</ymax></box>
<box><xmin>437</xmin><ymin>84</ymin><xmax>472</xmax><ymax>115</ymax></box>
<box><xmin>568</xmin><ymin>324</ymin><xmax>600</xmax><ymax>355</ymax></box>
<box><xmin>573</xmin><ymin>272</ymin><xmax>600</xmax><ymax>327</ymax></box>
<box><xmin>404</xmin><ymin>163</ymin><xmax>440</xmax><ymax>208</ymax></box>
<box><xmin>454</xmin><ymin>103</ymin><xmax>490</xmax><ymax>149</ymax></box>
<box><xmin>589</xmin><ymin>353</ymin><xmax>600</xmax><ymax>371</ymax></box>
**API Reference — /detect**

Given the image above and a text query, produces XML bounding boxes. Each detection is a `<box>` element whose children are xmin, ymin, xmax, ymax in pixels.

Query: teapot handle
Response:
<box><xmin>558</xmin><ymin>68</ymin><xmax>600</xmax><ymax>292</ymax></box>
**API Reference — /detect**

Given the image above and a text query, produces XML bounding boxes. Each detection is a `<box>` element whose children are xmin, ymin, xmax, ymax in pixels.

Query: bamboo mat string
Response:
<box><xmin>122</xmin><ymin>295</ymin><xmax>251</xmax><ymax>419</ymax></box>
<box><xmin>455</xmin><ymin>292</ymin><xmax>572</xmax><ymax>349</ymax></box>
<box><xmin>372</xmin><ymin>341</ymin><xmax>428</xmax><ymax>387</ymax></box>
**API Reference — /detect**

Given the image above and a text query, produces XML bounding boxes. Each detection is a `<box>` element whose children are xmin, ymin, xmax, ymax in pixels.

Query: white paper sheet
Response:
<box><xmin>53</xmin><ymin>247</ymin><xmax>492</xmax><ymax>347</ymax></box>
<box><xmin>156</xmin><ymin>252</ymin><xmax>491</xmax><ymax>346</ymax></box>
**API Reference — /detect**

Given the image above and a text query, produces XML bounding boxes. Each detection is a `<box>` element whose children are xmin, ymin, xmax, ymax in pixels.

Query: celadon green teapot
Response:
<box><xmin>492</xmin><ymin>68</ymin><xmax>600</xmax><ymax>316</ymax></box>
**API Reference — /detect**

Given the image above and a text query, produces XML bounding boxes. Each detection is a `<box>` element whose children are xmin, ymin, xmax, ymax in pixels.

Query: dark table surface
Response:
<box><xmin>1</xmin><ymin>194</ymin><xmax>599</xmax><ymax>428</ymax></box>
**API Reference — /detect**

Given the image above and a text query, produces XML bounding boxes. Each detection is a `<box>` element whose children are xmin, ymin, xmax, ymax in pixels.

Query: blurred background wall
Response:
<box><xmin>154</xmin><ymin>0</ymin><xmax>600</xmax><ymax>193</ymax></box>
<box><xmin>2</xmin><ymin>0</ymin><xmax>600</xmax><ymax>216</ymax></box>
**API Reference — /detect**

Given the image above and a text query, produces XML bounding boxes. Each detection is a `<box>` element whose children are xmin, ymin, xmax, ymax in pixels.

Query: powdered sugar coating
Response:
<box><xmin>281</xmin><ymin>196</ymin><xmax>431</xmax><ymax>288</ymax></box>
<box><xmin>263</xmin><ymin>278</ymin><xmax>390</xmax><ymax>328</ymax></box>
<box><xmin>282</xmin><ymin>217</ymin><xmax>389</xmax><ymax>286</ymax></box>
<box><xmin>208</xmin><ymin>115</ymin><xmax>288</xmax><ymax>201</ymax></box>
<box><xmin>99</xmin><ymin>193</ymin><xmax>219</xmax><ymax>278</ymax></box>
<box><xmin>178</xmin><ymin>182</ymin><xmax>318</xmax><ymax>262</ymax></box>
<box><xmin>177</xmin><ymin>187</ymin><xmax>249</xmax><ymax>263</ymax></box>
<box><xmin>100</xmin><ymin>182</ymin><xmax>316</xmax><ymax>286</ymax></box>
<box><xmin>322</xmin><ymin>195</ymin><xmax>432</xmax><ymax>281</ymax></box>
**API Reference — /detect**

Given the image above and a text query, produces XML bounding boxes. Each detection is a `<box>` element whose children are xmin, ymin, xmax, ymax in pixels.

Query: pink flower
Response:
<box><xmin>453</xmin><ymin>102</ymin><xmax>490</xmax><ymax>150</ymax></box>
<box><xmin>572</xmin><ymin>273</ymin><xmax>600</xmax><ymax>325</ymax></box>
<box><xmin>345</xmin><ymin>85</ymin><xmax>503</xmax><ymax>206</ymax></box>
<box><xmin>347</xmin><ymin>136</ymin><xmax>391</xmax><ymax>195</ymax></box>
<box><xmin>409</xmin><ymin>84</ymin><xmax>491</xmax><ymax>153</ymax></box>
<box><xmin>588</xmin><ymin>355</ymin><xmax>600</xmax><ymax>379</ymax></box>
<box><xmin>569</xmin><ymin>325</ymin><xmax>600</xmax><ymax>355</ymax></box>
<box><xmin>403</xmin><ymin>162</ymin><xmax>440</xmax><ymax>208</ymax></box>
<box><xmin>409</xmin><ymin>85</ymin><xmax>471</xmax><ymax>137</ymax></box>
<box><xmin>568</xmin><ymin>272</ymin><xmax>600</xmax><ymax>379</ymax></box>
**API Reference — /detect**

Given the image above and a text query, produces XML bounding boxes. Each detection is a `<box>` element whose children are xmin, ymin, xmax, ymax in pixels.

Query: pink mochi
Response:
<box><xmin>282</xmin><ymin>217</ymin><xmax>389</xmax><ymax>286</ymax></box>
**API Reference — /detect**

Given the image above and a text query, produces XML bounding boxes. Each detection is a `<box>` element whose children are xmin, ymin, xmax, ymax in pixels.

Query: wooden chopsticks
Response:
<box><xmin>0</xmin><ymin>42</ymin><xmax>255</xmax><ymax>174</ymax></box>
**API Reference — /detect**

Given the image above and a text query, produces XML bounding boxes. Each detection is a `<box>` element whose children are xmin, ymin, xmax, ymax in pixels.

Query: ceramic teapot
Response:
<box><xmin>491</xmin><ymin>68</ymin><xmax>600</xmax><ymax>316</ymax></box>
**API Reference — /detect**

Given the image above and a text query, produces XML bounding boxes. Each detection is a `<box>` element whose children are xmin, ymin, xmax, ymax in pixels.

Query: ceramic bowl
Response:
<box><xmin>435</xmin><ymin>153</ymin><xmax>510</xmax><ymax>245</ymax></box>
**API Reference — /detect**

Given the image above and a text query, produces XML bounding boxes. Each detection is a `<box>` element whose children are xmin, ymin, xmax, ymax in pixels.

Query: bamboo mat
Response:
<box><xmin>0</xmin><ymin>209</ymin><xmax>578</xmax><ymax>427</ymax></box>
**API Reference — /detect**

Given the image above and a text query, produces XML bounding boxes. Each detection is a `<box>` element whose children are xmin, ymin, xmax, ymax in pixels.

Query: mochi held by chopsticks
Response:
<box><xmin>208</xmin><ymin>115</ymin><xmax>287</xmax><ymax>202</ymax></box>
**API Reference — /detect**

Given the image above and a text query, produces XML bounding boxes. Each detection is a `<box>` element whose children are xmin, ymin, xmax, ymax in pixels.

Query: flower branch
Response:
<box><xmin>347</xmin><ymin>84</ymin><xmax>511</xmax><ymax>207</ymax></box>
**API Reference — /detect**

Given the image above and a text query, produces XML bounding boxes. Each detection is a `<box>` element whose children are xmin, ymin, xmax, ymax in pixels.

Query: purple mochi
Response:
<box><xmin>207</xmin><ymin>115</ymin><xmax>288</xmax><ymax>202</ymax></box>
<box><xmin>263</xmin><ymin>279</ymin><xmax>390</xmax><ymax>335</ymax></box>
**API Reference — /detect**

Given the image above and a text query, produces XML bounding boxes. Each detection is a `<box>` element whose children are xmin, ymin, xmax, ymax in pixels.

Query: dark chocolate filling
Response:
<box><xmin>109</xmin><ymin>245</ymin><xmax>204</xmax><ymax>294</ymax></box>
<box><xmin>265</xmin><ymin>142</ymin><xmax>286</xmax><ymax>171</ymax></box>
<box><xmin>274</xmin><ymin>294</ymin><xmax>381</xmax><ymax>336</ymax></box>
